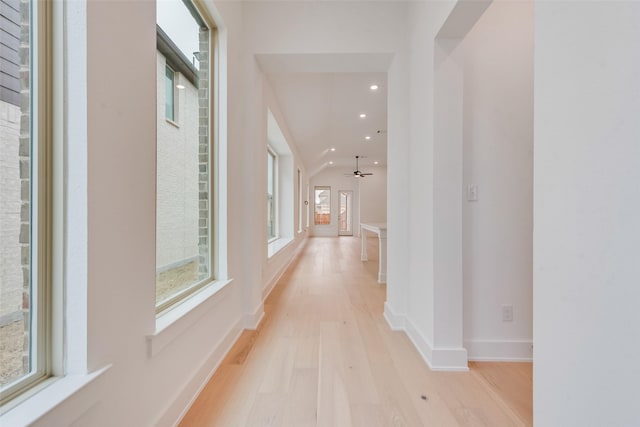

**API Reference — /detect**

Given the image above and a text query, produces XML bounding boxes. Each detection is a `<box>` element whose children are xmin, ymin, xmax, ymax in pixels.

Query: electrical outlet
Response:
<box><xmin>502</xmin><ymin>305</ymin><xmax>513</xmax><ymax>322</ymax></box>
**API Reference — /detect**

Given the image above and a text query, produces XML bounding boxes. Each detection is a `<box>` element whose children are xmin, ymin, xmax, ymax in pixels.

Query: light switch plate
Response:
<box><xmin>502</xmin><ymin>304</ymin><xmax>514</xmax><ymax>322</ymax></box>
<box><xmin>467</xmin><ymin>184</ymin><xmax>479</xmax><ymax>201</ymax></box>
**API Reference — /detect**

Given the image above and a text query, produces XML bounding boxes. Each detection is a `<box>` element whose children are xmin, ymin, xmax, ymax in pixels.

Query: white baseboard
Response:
<box><xmin>465</xmin><ymin>339</ymin><xmax>533</xmax><ymax>362</ymax></box>
<box><xmin>383</xmin><ymin>302</ymin><xmax>406</xmax><ymax>330</ymax></box>
<box><xmin>155</xmin><ymin>318</ymin><xmax>243</xmax><ymax>427</ymax></box>
<box><xmin>244</xmin><ymin>302</ymin><xmax>265</xmax><ymax>330</ymax></box>
<box><xmin>429</xmin><ymin>346</ymin><xmax>469</xmax><ymax>371</ymax></box>
<box><xmin>404</xmin><ymin>318</ymin><xmax>468</xmax><ymax>371</ymax></box>
<box><xmin>384</xmin><ymin>303</ymin><xmax>468</xmax><ymax>371</ymax></box>
<box><xmin>158</xmin><ymin>239</ymin><xmax>309</xmax><ymax>426</ymax></box>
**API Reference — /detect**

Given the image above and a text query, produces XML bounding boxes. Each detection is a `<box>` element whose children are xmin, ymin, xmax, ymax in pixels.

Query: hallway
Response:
<box><xmin>180</xmin><ymin>237</ymin><xmax>532</xmax><ymax>426</ymax></box>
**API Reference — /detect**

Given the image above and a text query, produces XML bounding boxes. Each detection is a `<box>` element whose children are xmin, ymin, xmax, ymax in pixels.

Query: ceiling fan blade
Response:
<box><xmin>360</xmin><ymin>173</ymin><xmax>373</xmax><ymax>176</ymax></box>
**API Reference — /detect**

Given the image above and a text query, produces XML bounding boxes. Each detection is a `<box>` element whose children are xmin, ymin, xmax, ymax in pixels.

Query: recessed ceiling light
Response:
<box><xmin>370</xmin><ymin>84</ymin><xmax>379</xmax><ymax>91</ymax></box>
<box><xmin>359</xmin><ymin>113</ymin><xmax>367</xmax><ymax>118</ymax></box>
<box><xmin>365</xmin><ymin>136</ymin><xmax>371</xmax><ymax>140</ymax></box>
<box><xmin>176</xmin><ymin>84</ymin><xmax>186</xmax><ymax>90</ymax></box>
<box><xmin>329</xmin><ymin>161</ymin><xmax>334</xmax><ymax>165</ymax></box>
<box><xmin>330</xmin><ymin>147</ymin><xmax>336</xmax><ymax>152</ymax></box>
<box><xmin>374</xmin><ymin>161</ymin><xmax>379</xmax><ymax>165</ymax></box>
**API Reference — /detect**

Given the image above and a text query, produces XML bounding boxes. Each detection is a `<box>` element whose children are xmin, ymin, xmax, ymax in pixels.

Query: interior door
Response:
<box><xmin>338</xmin><ymin>190</ymin><xmax>353</xmax><ymax>236</ymax></box>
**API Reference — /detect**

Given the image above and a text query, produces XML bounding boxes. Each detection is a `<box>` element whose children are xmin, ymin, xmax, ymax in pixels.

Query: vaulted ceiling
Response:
<box><xmin>265</xmin><ymin>71</ymin><xmax>388</xmax><ymax>177</ymax></box>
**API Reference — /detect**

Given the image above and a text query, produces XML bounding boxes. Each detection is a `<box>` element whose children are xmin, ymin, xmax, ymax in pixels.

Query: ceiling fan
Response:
<box><xmin>346</xmin><ymin>155</ymin><xmax>373</xmax><ymax>178</ymax></box>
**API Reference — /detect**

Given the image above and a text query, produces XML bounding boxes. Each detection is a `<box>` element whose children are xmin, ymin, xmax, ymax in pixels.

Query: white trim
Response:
<box><xmin>156</xmin><ymin>319</ymin><xmax>243</xmax><ymax>427</ymax></box>
<box><xmin>405</xmin><ymin>319</ymin><xmax>469</xmax><ymax>371</ymax></box>
<box><xmin>383</xmin><ymin>302</ymin><xmax>406</xmax><ymax>330</ymax></box>
<box><xmin>243</xmin><ymin>302</ymin><xmax>265</xmax><ymax>330</ymax></box>
<box><xmin>267</xmin><ymin>145</ymin><xmax>278</xmax><ymax>241</ymax></box>
<box><xmin>264</xmin><ymin>237</ymin><xmax>307</xmax><ymax>300</ymax></box>
<box><xmin>297</xmin><ymin>168</ymin><xmax>303</xmax><ymax>233</ymax></box>
<box><xmin>148</xmin><ymin>279</ymin><xmax>233</xmax><ymax>357</ymax></box>
<box><xmin>0</xmin><ymin>366</ymin><xmax>111</xmax><ymax>424</ymax></box>
<box><xmin>267</xmin><ymin>236</ymin><xmax>293</xmax><ymax>259</ymax></box>
<box><xmin>383</xmin><ymin>305</ymin><xmax>469</xmax><ymax>371</ymax></box>
<box><xmin>403</xmin><ymin>317</ymin><xmax>435</xmax><ymax>369</ymax></box>
<box><xmin>430</xmin><ymin>347</ymin><xmax>469</xmax><ymax>371</ymax></box>
<box><xmin>465</xmin><ymin>340</ymin><xmax>533</xmax><ymax>362</ymax></box>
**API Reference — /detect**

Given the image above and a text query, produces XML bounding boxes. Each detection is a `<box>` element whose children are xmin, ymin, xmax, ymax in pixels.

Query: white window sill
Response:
<box><xmin>1</xmin><ymin>365</ymin><xmax>111</xmax><ymax>425</ymax></box>
<box><xmin>147</xmin><ymin>278</ymin><xmax>234</xmax><ymax>358</ymax></box>
<box><xmin>268</xmin><ymin>237</ymin><xmax>294</xmax><ymax>259</ymax></box>
<box><xmin>165</xmin><ymin>118</ymin><xmax>179</xmax><ymax>128</ymax></box>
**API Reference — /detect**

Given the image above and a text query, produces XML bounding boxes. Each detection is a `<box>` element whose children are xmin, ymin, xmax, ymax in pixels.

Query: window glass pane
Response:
<box><xmin>297</xmin><ymin>169</ymin><xmax>302</xmax><ymax>232</ymax></box>
<box><xmin>314</xmin><ymin>187</ymin><xmax>331</xmax><ymax>225</ymax></box>
<box><xmin>339</xmin><ymin>191</ymin><xmax>353</xmax><ymax>235</ymax></box>
<box><xmin>1</xmin><ymin>0</ymin><xmax>34</xmax><ymax>387</ymax></box>
<box><xmin>165</xmin><ymin>67</ymin><xmax>174</xmax><ymax>120</ymax></box>
<box><xmin>267</xmin><ymin>150</ymin><xmax>276</xmax><ymax>239</ymax></box>
<box><xmin>156</xmin><ymin>0</ymin><xmax>210</xmax><ymax>308</ymax></box>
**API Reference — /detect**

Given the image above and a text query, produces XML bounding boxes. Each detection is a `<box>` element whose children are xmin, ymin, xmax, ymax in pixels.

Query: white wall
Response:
<box><xmin>237</xmin><ymin>0</ymin><xmax>407</xmax><ymax>244</ymax></box>
<box><xmin>308</xmin><ymin>166</ymin><xmax>386</xmax><ymax>237</ymax></box>
<box><xmin>359</xmin><ymin>166</ymin><xmax>387</xmax><ymax>224</ymax></box>
<box><xmin>309</xmin><ymin>168</ymin><xmax>360</xmax><ymax>237</ymax></box>
<box><xmin>461</xmin><ymin>1</ymin><xmax>533</xmax><ymax>361</ymax></box>
<box><xmin>388</xmin><ymin>0</ymin><xmax>533</xmax><ymax>371</ymax></box>
<box><xmin>11</xmin><ymin>1</ymin><xmax>640</xmax><ymax>425</ymax></box>
<box><xmin>261</xmin><ymin>80</ymin><xmax>309</xmax><ymax>298</ymax></box>
<box><xmin>534</xmin><ymin>2</ymin><xmax>640</xmax><ymax>425</ymax></box>
<box><xmin>383</xmin><ymin>0</ymin><xmax>462</xmax><ymax>368</ymax></box>
<box><xmin>2</xmin><ymin>0</ymin><xmax>298</xmax><ymax>425</ymax></box>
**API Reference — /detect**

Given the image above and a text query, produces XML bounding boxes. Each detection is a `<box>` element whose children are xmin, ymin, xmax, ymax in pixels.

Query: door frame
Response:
<box><xmin>338</xmin><ymin>190</ymin><xmax>354</xmax><ymax>236</ymax></box>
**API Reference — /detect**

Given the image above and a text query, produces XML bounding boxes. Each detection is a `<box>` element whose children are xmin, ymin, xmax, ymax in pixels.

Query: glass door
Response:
<box><xmin>338</xmin><ymin>190</ymin><xmax>353</xmax><ymax>235</ymax></box>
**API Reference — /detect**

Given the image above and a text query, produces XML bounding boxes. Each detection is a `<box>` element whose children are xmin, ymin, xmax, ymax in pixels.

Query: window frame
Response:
<box><xmin>0</xmin><ymin>0</ymin><xmax>54</xmax><ymax>406</ymax></box>
<box><xmin>297</xmin><ymin>168</ymin><xmax>302</xmax><ymax>233</ymax></box>
<box><xmin>267</xmin><ymin>146</ymin><xmax>278</xmax><ymax>242</ymax></box>
<box><xmin>155</xmin><ymin>0</ymin><xmax>215</xmax><ymax>315</ymax></box>
<box><xmin>164</xmin><ymin>65</ymin><xmax>176</xmax><ymax>122</ymax></box>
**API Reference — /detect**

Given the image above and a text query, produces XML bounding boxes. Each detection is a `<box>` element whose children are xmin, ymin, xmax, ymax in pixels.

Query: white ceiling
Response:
<box><xmin>266</xmin><ymin>72</ymin><xmax>387</xmax><ymax>177</ymax></box>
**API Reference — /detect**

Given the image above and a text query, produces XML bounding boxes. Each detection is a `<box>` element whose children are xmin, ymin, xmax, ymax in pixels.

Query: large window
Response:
<box><xmin>266</xmin><ymin>110</ymin><xmax>293</xmax><ymax>256</ymax></box>
<box><xmin>156</xmin><ymin>0</ymin><xmax>212</xmax><ymax>312</ymax></box>
<box><xmin>314</xmin><ymin>187</ymin><xmax>331</xmax><ymax>225</ymax></box>
<box><xmin>165</xmin><ymin>66</ymin><xmax>175</xmax><ymax>121</ymax></box>
<box><xmin>267</xmin><ymin>148</ymin><xmax>277</xmax><ymax>241</ymax></box>
<box><xmin>297</xmin><ymin>168</ymin><xmax>302</xmax><ymax>233</ymax></box>
<box><xmin>0</xmin><ymin>0</ymin><xmax>53</xmax><ymax>403</ymax></box>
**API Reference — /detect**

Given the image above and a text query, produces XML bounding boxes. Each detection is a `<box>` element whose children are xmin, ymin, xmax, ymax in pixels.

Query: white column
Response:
<box><xmin>378</xmin><ymin>232</ymin><xmax>387</xmax><ymax>283</ymax></box>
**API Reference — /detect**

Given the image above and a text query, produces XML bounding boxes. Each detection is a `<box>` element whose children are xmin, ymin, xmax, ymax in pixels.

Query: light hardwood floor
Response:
<box><xmin>180</xmin><ymin>237</ymin><xmax>532</xmax><ymax>427</ymax></box>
